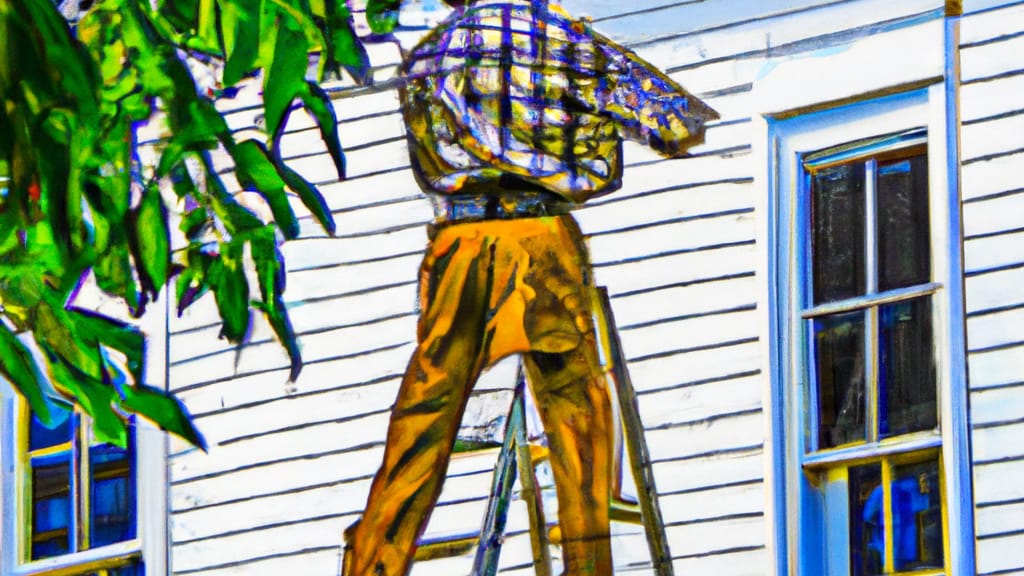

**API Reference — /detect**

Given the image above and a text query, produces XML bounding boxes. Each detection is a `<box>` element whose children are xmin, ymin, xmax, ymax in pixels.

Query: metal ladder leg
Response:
<box><xmin>594</xmin><ymin>286</ymin><xmax>675</xmax><ymax>576</ymax></box>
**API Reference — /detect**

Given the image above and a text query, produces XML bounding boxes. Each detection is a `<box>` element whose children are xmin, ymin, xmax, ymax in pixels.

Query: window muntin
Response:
<box><xmin>20</xmin><ymin>405</ymin><xmax>142</xmax><ymax>575</ymax></box>
<box><xmin>800</xmin><ymin>133</ymin><xmax>947</xmax><ymax>574</ymax></box>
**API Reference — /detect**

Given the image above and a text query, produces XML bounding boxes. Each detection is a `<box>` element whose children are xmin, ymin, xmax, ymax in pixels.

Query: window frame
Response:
<box><xmin>0</xmin><ymin>302</ymin><xmax>169</xmax><ymax>576</ymax></box>
<box><xmin>766</xmin><ymin>85</ymin><xmax>974</xmax><ymax>575</ymax></box>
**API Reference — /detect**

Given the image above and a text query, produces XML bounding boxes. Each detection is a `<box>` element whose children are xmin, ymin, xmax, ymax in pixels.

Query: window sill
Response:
<box><xmin>12</xmin><ymin>540</ymin><xmax>141</xmax><ymax>576</ymax></box>
<box><xmin>802</xmin><ymin>431</ymin><xmax>942</xmax><ymax>469</ymax></box>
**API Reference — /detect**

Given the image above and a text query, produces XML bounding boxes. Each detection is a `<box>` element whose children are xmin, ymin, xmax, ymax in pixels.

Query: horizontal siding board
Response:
<box><xmin>665</xmin><ymin>515</ymin><xmax>765</xmax><ymax>558</ymax></box>
<box><xmin>977</xmin><ymin>501</ymin><xmax>1024</xmax><ymax>538</ymax></box>
<box><xmin>967</xmin><ymin>345</ymin><xmax>1024</xmax><ymax>390</ymax></box>
<box><xmin>958</xmin><ymin>151</ymin><xmax>1024</xmax><ymax>203</ymax></box>
<box><xmin>961</xmin><ymin>75</ymin><xmax>1024</xmax><ymax>123</ymax></box>
<box><xmin>975</xmin><ymin>460</ymin><xmax>1024</xmax><ymax>504</ymax></box>
<box><xmin>170</xmin><ymin>409</ymin><xmax>391</xmax><ymax>484</ymax></box>
<box><xmin>613</xmin><ymin>275</ymin><xmax>758</xmax><ymax>329</ymax></box>
<box><xmin>971</xmin><ymin>384</ymin><xmax>1024</xmax><ymax>427</ymax></box>
<box><xmin>960</xmin><ymin>32</ymin><xmax>1024</xmax><ymax>83</ymax></box>
<box><xmin>618</xmin><ymin>309</ymin><xmax>759</xmax><ymax>362</ymax></box>
<box><xmin>977</xmin><ymin>532</ymin><xmax>1024</xmax><ymax>575</ymax></box>
<box><xmin>627</xmin><ymin>339</ymin><xmax>762</xmax><ymax>393</ymax></box>
<box><xmin>597</xmin><ymin>243</ymin><xmax>756</xmax><ymax>298</ymax></box>
<box><xmin>659</xmin><ymin>481</ymin><xmax>766</xmax><ymax>527</ymax></box>
<box><xmin>644</xmin><ymin>411</ymin><xmax>764</xmax><ymax>464</ymax></box>
<box><xmin>672</xmin><ymin>546</ymin><xmax>769</xmax><ymax>576</ymax></box>
<box><xmin>638</xmin><ymin>374</ymin><xmax>764</xmax><ymax>430</ymax></box>
<box><xmin>172</xmin><ymin>514</ymin><xmax>352</xmax><ymax>573</ymax></box>
<box><xmin>171</xmin><ymin>444</ymin><xmax>383</xmax><ymax>511</ymax></box>
<box><xmin>972</xmin><ymin>421</ymin><xmax>1024</xmax><ymax>462</ymax></box>
<box><xmin>964</xmin><ymin>231</ymin><xmax>1024</xmax><ymax>275</ymax></box>
<box><xmin>961</xmin><ymin>113</ymin><xmax>1024</xmax><ymax>164</ymax></box>
<box><xmin>171</xmin><ymin>548</ymin><xmax>341</xmax><ymax>576</ymax></box>
<box><xmin>965</xmin><ymin>267</ymin><xmax>1024</xmax><ymax>314</ymax></box>
<box><xmin>961</xmin><ymin>1</ymin><xmax>1024</xmax><ymax>44</ymax></box>
<box><xmin>967</xmin><ymin>308</ymin><xmax>1024</xmax><ymax>351</ymax></box>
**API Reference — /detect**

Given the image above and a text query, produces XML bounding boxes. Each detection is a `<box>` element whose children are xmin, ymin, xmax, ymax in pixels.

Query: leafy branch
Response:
<box><xmin>0</xmin><ymin>0</ymin><xmax>401</xmax><ymax>449</ymax></box>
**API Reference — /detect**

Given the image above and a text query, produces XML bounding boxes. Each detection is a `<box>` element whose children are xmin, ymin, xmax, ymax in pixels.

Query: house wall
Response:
<box><xmin>958</xmin><ymin>2</ymin><xmax>1024</xmax><ymax>575</ymax></box>
<box><xmin>163</xmin><ymin>1</ymin><xmax>1016</xmax><ymax>575</ymax></box>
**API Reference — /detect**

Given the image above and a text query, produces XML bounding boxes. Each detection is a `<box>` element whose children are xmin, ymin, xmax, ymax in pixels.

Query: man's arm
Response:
<box><xmin>587</xmin><ymin>27</ymin><xmax>719</xmax><ymax>158</ymax></box>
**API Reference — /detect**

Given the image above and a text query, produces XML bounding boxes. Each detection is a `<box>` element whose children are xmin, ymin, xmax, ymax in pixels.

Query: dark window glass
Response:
<box><xmin>31</xmin><ymin>459</ymin><xmax>72</xmax><ymax>560</ymax></box>
<box><xmin>812</xmin><ymin>163</ymin><xmax>866</xmax><ymax>304</ymax></box>
<box><xmin>814</xmin><ymin>311</ymin><xmax>866</xmax><ymax>448</ymax></box>
<box><xmin>879</xmin><ymin>297</ymin><xmax>937</xmax><ymax>438</ymax></box>
<box><xmin>29</xmin><ymin>408</ymin><xmax>73</xmax><ymax>452</ymax></box>
<box><xmin>90</xmin><ymin>444</ymin><xmax>136</xmax><ymax>547</ymax></box>
<box><xmin>850</xmin><ymin>463</ymin><xmax>884</xmax><ymax>576</ymax></box>
<box><xmin>877</xmin><ymin>154</ymin><xmax>930</xmax><ymax>291</ymax></box>
<box><xmin>892</xmin><ymin>458</ymin><xmax>944</xmax><ymax>571</ymax></box>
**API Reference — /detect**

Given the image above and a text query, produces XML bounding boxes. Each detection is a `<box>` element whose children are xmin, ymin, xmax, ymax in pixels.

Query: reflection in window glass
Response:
<box><xmin>28</xmin><ymin>407</ymin><xmax>73</xmax><ymax>452</ymax></box>
<box><xmin>850</xmin><ymin>463</ymin><xmax>883</xmax><ymax>576</ymax></box>
<box><xmin>892</xmin><ymin>458</ymin><xmax>944</xmax><ymax>571</ymax></box>
<box><xmin>879</xmin><ymin>298</ymin><xmax>937</xmax><ymax>438</ymax></box>
<box><xmin>877</xmin><ymin>154</ymin><xmax>930</xmax><ymax>292</ymax></box>
<box><xmin>812</xmin><ymin>162</ymin><xmax>866</xmax><ymax>304</ymax></box>
<box><xmin>814</xmin><ymin>311</ymin><xmax>866</xmax><ymax>448</ymax></box>
<box><xmin>90</xmin><ymin>444</ymin><xmax>136</xmax><ymax>547</ymax></box>
<box><xmin>31</xmin><ymin>459</ymin><xmax>73</xmax><ymax>560</ymax></box>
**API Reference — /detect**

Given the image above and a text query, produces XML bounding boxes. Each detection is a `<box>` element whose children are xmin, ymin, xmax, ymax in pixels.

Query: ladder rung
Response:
<box><xmin>414</xmin><ymin>534</ymin><xmax>479</xmax><ymax>561</ymax></box>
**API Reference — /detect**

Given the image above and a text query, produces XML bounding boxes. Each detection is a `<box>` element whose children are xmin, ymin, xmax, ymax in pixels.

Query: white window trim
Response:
<box><xmin>762</xmin><ymin>83</ymin><xmax>974</xmax><ymax>575</ymax></box>
<box><xmin>0</xmin><ymin>296</ymin><xmax>169</xmax><ymax>576</ymax></box>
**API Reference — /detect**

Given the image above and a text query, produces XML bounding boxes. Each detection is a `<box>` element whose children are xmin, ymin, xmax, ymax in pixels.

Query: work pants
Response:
<box><xmin>344</xmin><ymin>215</ymin><xmax>614</xmax><ymax>575</ymax></box>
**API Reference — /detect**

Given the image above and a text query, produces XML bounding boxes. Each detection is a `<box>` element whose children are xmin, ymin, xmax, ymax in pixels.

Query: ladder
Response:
<box><xmin>415</xmin><ymin>287</ymin><xmax>674</xmax><ymax>575</ymax></box>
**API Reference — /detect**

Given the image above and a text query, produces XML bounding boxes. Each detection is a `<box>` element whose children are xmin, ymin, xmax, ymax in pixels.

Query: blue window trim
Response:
<box><xmin>766</xmin><ymin>86</ymin><xmax>976</xmax><ymax>575</ymax></box>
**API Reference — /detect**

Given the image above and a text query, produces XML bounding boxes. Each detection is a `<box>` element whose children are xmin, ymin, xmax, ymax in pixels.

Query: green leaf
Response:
<box><xmin>175</xmin><ymin>246</ymin><xmax>215</xmax><ymax>315</ymax></box>
<box><xmin>274</xmin><ymin>156</ymin><xmax>336</xmax><ymax>235</ymax></box>
<box><xmin>219</xmin><ymin>0</ymin><xmax>261</xmax><ymax>86</ymax></box>
<box><xmin>69</xmin><ymin>308</ymin><xmax>145</xmax><ymax>385</ymax></box>
<box><xmin>129</xmin><ymin>183</ymin><xmax>171</xmax><ymax>300</ymax></box>
<box><xmin>263</xmin><ymin>15</ymin><xmax>308</xmax><ymax>144</ymax></box>
<box><xmin>300</xmin><ymin>81</ymin><xmax>346</xmax><ymax>179</ymax></box>
<box><xmin>233</xmin><ymin>140</ymin><xmax>300</xmax><ymax>239</ymax></box>
<box><xmin>94</xmin><ymin>235</ymin><xmax>142</xmax><ymax>315</ymax></box>
<box><xmin>366</xmin><ymin>0</ymin><xmax>401</xmax><ymax>34</ymax></box>
<box><xmin>45</xmin><ymin>347</ymin><xmax>127</xmax><ymax>447</ymax></box>
<box><xmin>207</xmin><ymin>241</ymin><xmax>250</xmax><ymax>342</ymax></box>
<box><xmin>120</xmin><ymin>383</ymin><xmax>207</xmax><ymax>451</ymax></box>
<box><xmin>250</xmin><ymin>228</ymin><xmax>301</xmax><ymax>380</ymax></box>
<box><xmin>318</xmin><ymin>2</ymin><xmax>371</xmax><ymax>85</ymax></box>
<box><xmin>0</xmin><ymin>322</ymin><xmax>57</xmax><ymax>427</ymax></box>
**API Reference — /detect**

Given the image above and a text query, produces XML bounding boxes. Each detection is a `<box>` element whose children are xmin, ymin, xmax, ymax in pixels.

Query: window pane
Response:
<box><xmin>892</xmin><ymin>458</ymin><xmax>944</xmax><ymax>571</ymax></box>
<box><xmin>31</xmin><ymin>458</ymin><xmax>73</xmax><ymax>560</ymax></box>
<box><xmin>850</xmin><ymin>463</ymin><xmax>884</xmax><ymax>576</ymax></box>
<box><xmin>812</xmin><ymin>162</ymin><xmax>866</xmax><ymax>304</ymax></box>
<box><xmin>877</xmin><ymin>154</ymin><xmax>930</xmax><ymax>291</ymax></box>
<box><xmin>28</xmin><ymin>408</ymin><xmax>73</xmax><ymax>452</ymax></box>
<box><xmin>814</xmin><ymin>311</ymin><xmax>866</xmax><ymax>448</ymax></box>
<box><xmin>879</xmin><ymin>297</ymin><xmax>937</xmax><ymax>438</ymax></box>
<box><xmin>90</xmin><ymin>444</ymin><xmax>136</xmax><ymax>547</ymax></box>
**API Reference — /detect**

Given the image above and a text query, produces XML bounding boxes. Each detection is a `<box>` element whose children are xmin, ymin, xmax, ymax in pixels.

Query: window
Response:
<box><xmin>1</xmin><ymin>388</ymin><xmax>167</xmax><ymax>576</ymax></box>
<box><xmin>768</xmin><ymin>88</ymin><xmax>973</xmax><ymax>575</ymax></box>
<box><xmin>21</xmin><ymin>405</ymin><xmax>141</xmax><ymax>574</ymax></box>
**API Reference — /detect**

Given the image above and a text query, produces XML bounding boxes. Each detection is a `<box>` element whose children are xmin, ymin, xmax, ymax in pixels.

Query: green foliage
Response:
<box><xmin>0</xmin><ymin>0</ymin><xmax>389</xmax><ymax>449</ymax></box>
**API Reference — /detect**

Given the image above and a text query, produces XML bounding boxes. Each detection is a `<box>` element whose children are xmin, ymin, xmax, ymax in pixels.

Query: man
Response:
<box><xmin>344</xmin><ymin>1</ymin><xmax>717</xmax><ymax>574</ymax></box>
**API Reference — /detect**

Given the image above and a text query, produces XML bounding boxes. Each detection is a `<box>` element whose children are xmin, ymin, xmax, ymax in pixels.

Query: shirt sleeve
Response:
<box><xmin>587</xmin><ymin>27</ymin><xmax>720</xmax><ymax>157</ymax></box>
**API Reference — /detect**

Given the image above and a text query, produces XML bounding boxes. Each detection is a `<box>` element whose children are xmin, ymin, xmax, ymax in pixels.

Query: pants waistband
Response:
<box><xmin>432</xmin><ymin>191</ymin><xmax>572</xmax><ymax>224</ymax></box>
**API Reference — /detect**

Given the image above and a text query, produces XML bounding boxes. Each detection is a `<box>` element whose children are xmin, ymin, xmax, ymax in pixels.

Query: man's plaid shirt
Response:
<box><xmin>400</xmin><ymin>0</ymin><xmax>718</xmax><ymax>203</ymax></box>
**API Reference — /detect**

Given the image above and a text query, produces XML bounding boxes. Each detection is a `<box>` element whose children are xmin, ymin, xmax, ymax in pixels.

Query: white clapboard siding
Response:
<box><xmin>163</xmin><ymin>1</ymin><xmax>987</xmax><ymax>573</ymax></box>
<box><xmin>960</xmin><ymin>3</ymin><xmax>1024</xmax><ymax>574</ymax></box>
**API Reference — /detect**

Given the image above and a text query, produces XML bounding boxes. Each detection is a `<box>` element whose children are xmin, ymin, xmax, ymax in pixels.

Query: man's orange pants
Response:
<box><xmin>344</xmin><ymin>215</ymin><xmax>614</xmax><ymax>575</ymax></box>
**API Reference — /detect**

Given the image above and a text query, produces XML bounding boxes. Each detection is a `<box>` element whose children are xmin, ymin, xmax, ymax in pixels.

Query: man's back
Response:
<box><xmin>400</xmin><ymin>0</ymin><xmax>718</xmax><ymax>202</ymax></box>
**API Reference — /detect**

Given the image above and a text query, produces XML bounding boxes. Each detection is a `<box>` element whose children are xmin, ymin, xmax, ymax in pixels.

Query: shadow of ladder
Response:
<box><xmin>417</xmin><ymin>287</ymin><xmax>675</xmax><ymax>575</ymax></box>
